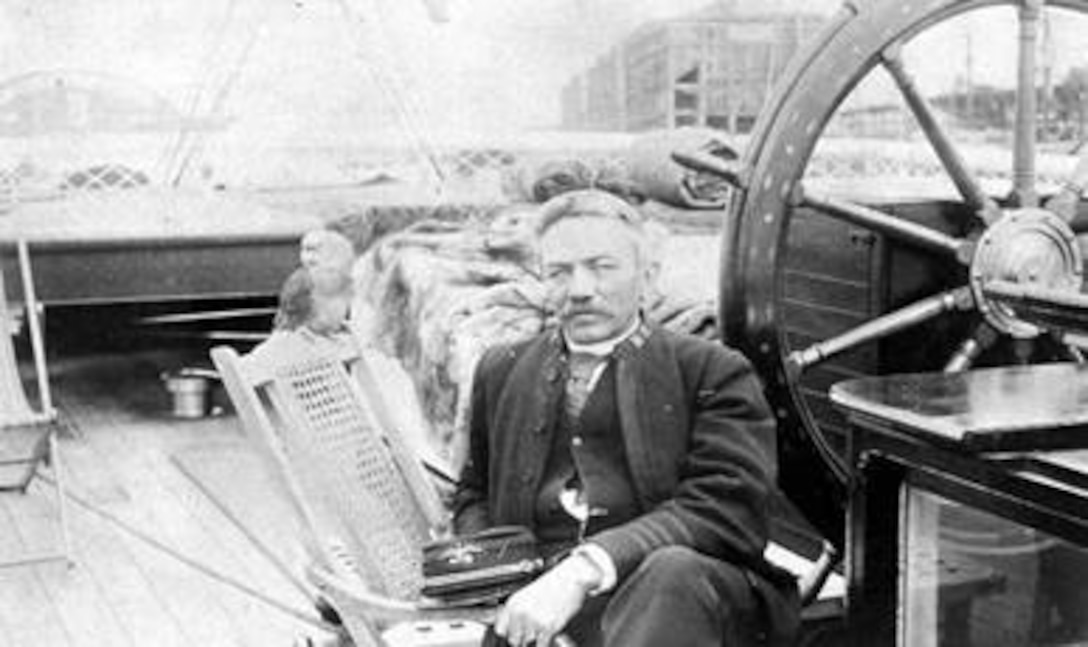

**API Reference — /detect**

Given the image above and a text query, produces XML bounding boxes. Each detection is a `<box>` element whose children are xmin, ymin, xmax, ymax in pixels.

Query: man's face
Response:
<box><xmin>540</xmin><ymin>216</ymin><xmax>652</xmax><ymax>344</ymax></box>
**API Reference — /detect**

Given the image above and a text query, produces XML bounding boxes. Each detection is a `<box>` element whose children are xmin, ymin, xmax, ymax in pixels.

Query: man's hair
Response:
<box><xmin>536</xmin><ymin>188</ymin><xmax>647</xmax><ymax>235</ymax></box>
<box><xmin>274</xmin><ymin>266</ymin><xmax>353</xmax><ymax>331</ymax></box>
<box><xmin>536</xmin><ymin>188</ymin><xmax>658</xmax><ymax>269</ymax></box>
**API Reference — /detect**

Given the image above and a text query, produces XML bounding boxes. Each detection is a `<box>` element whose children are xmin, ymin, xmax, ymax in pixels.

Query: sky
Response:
<box><xmin>0</xmin><ymin>0</ymin><xmax>832</xmax><ymax>142</ymax></box>
<box><xmin>847</xmin><ymin>5</ymin><xmax>1088</xmax><ymax>109</ymax></box>
<box><xmin>1</xmin><ymin>0</ymin><xmax>1088</xmax><ymax>144</ymax></box>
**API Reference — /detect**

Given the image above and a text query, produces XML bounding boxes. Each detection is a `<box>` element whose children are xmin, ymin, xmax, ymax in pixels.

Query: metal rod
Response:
<box><xmin>0</xmin><ymin>551</ymin><xmax>71</xmax><ymax>569</ymax></box>
<box><xmin>172</xmin><ymin>453</ymin><xmax>316</xmax><ymax>604</ymax></box>
<box><xmin>337</xmin><ymin>0</ymin><xmax>448</xmax><ymax>195</ymax></box>
<box><xmin>670</xmin><ymin>150</ymin><xmax>745</xmax><ymax>188</ymax></box>
<box><xmin>38</xmin><ymin>474</ymin><xmax>337</xmax><ymax>634</ymax></box>
<box><xmin>882</xmin><ymin>45</ymin><xmax>1000</xmax><ymax>223</ymax></box>
<box><xmin>17</xmin><ymin>240</ymin><xmax>52</xmax><ymax>417</ymax></box>
<box><xmin>943</xmin><ymin>323</ymin><xmax>998</xmax><ymax>373</ymax></box>
<box><xmin>48</xmin><ymin>432</ymin><xmax>73</xmax><ymax>568</ymax></box>
<box><xmin>1013</xmin><ymin>0</ymin><xmax>1043</xmax><ymax>207</ymax></box>
<box><xmin>789</xmin><ymin>287</ymin><xmax>972</xmax><ymax>371</ymax></box>
<box><xmin>802</xmin><ymin>190</ymin><xmax>966</xmax><ymax>259</ymax></box>
<box><xmin>139</xmin><ymin>307</ymin><xmax>277</xmax><ymax>325</ymax></box>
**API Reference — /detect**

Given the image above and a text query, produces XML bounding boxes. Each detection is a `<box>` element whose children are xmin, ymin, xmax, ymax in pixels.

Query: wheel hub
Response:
<box><xmin>969</xmin><ymin>208</ymin><xmax>1083</xmax><ymax>338</ymax></box>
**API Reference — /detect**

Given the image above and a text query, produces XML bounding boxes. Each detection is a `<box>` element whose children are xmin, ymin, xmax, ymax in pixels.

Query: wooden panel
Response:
<box><xmin>780</xmin><ymin>299</ymin><xmax>869</xmax><ymax>345</ymax></box>
<box><xmin>0</xmin><ymin>239</ymin><xmax>299</xmax><ymax>306</ymax></box>
<box><xmin>783</xmin><ymin>268</ymin><xmax>869</xmax><ymax>314</ymax></box>
<box><xmin>785</xmin><ymin>205</ymin><xmax>875</xmax><ymax>281</ymax></box>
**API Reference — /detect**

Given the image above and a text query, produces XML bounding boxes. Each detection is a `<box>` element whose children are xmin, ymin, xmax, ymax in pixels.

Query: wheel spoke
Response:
<box><xmin>881</xmin><ymin>45</ymin><xmax>1000</xmax><ymax>223</ymax></box>
<box><xmin>802</xmin><ymin>189</ymin><xmax>971</xmax><ymax>262</ymax></box>
<box><xmin>788</xmin><ymin>286</ymin><xmax>975</xmax><ymax>372</ymax></box>
<box><xmin>943</xmin><ymin>323</ymin><xmax>999</xmax><ymax>373</ymax></box>
<box><xmin>1012</xmin><ymin>0</ymin><xmax>1043</xmax><ymax>207</ymax></box>
<box><xmin>1058</xmin><ymin>335</ymin><xmax>1085</xmax><ymax>363</ymax></box>
<box><xmin>670</xmin><ymin>150</ymin><xmax>744</xmax><ymax>189</ymax></box>
<box><xmin>982</xmin><ymin>279</ymin><xmax>1088</xmax><ymax>333</ymax></box>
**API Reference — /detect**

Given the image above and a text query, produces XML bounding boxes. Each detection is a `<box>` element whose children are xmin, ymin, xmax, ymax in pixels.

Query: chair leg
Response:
<box><xmin>0</xmin><ymin>428</ymin><xmax>72</xmax><ymax>570</ymax></box>
<box><xmin>49</xmin><ymin>431</ymin><xmax>74</xmax><ymax>568</ymax></box>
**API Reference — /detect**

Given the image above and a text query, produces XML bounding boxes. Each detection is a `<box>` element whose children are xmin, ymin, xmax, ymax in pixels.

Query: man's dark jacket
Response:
<box><xmin>452</xmin><ymin>324</ymin><xmax>796</xmax><ymax>610</ymax></box>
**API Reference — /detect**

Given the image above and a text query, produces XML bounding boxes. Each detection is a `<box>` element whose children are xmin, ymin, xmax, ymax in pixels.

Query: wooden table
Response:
<box><xmin>831</xmin><ymin>363</ymin><xmax>1088</xmax><ymax>646</ymax></box>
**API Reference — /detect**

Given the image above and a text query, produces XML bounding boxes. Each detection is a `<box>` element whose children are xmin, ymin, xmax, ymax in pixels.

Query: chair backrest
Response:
<box><xmin>212</xmin><ymin>334</ymin><xmax>449</xmax><ymax>601</ymax></box>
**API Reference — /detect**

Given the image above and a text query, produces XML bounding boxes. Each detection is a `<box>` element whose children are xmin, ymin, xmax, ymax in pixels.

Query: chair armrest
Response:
<box><xmin>798</xmin><ymin>541</ymin><xmax>841</xmax><ymax>607</ymax></box>
<box><xmin>764</xmin><ymin>540</ymin><xmax>843</xmax><ymax>607</ymax></box>
<box><xmin>308</xmin><ymin>565</ymin><xmax>498</xmax><ymax>625</ymax></box>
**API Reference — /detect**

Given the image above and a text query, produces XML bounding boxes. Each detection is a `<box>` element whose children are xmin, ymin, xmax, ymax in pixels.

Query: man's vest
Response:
<box><xmin>534</xmin><ymin>359</ymin><xmax>639</xmax><ymax>545</ymax></box>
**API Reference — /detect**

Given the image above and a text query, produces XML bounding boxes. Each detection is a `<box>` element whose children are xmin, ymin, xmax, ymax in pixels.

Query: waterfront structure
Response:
<box><xmin>560</xmin><ymin>4</ymin><xmax>825</xmax><ymax>133</ymax></box>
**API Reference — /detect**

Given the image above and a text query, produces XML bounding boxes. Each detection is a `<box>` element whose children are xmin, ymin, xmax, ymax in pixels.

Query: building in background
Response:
<box><xmin>561</xmin><ymin>3</ymin><xmax>825</xmax><ymax>133</ymax></box>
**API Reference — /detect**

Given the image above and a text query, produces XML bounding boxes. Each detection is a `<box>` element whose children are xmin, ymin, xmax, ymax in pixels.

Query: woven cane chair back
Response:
<box><xmin>212</xmin><ymin>340</ymin><xmax>449</xmax><ymax>606</ymax></box>
<box><xmin>278</xmin><ymin>352</ymin><xmax>432</xmax><ymax>598</ymax></box>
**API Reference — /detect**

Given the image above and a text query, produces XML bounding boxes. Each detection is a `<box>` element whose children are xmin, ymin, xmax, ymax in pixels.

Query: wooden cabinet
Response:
<box><xmin>832</xmin><ymin>364</ymin><xmax>1088</xmax><ymax>646</ymax></box>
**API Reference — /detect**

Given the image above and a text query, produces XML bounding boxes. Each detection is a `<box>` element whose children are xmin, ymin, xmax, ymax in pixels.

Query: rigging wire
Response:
<box><xmin>335</xmin><ymin>0</ymin><xmax>449</xmax><ymax>197</ymax></box>
<box><xmin>171</xmin><ymin>1</ymin><xmax>271</xmax><ymax>186</ymax></box>
<box><xmin>156</xmin><ymin>0</ymin><xmax>242</xmax><ymax>183</ymax></box>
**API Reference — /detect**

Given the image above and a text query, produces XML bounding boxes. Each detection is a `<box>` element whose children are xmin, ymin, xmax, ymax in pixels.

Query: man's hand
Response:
<box><xmin>494</xmin><ymin>553</ymin><xmax>602</xmax><ymax>646</ymax></box>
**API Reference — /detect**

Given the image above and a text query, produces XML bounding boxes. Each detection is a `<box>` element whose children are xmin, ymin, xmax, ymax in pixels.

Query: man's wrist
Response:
<box><xmin>568</xmin><ymin>543</ymin><xmax>617</xmax><ymax>595</ymax></box>
<box><xmin>561</xmin><ymin>550</ymin><xmax>603</xmax><ymax>595</ymax></box>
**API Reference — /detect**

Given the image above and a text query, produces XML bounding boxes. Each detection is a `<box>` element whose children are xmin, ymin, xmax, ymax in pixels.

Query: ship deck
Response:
<box><xmin>0</xmin><ymin>349</ymin><xmax>335</xmax><ymax>647</ymax></box>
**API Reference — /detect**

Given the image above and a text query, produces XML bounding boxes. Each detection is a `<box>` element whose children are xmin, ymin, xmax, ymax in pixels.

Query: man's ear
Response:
<box><xmin>643</xmin><ymin>259</ymin><xmax>662</xmax><ymax>287</ymax></box>
<box><xmin>641</xmin><ymin>259</ymin><xmax>663</xmax><ymax>311</ymax></box>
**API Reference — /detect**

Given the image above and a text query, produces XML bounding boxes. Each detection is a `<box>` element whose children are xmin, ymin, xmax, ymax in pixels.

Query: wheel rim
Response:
<box><xmin>722</xmin><ymin>0</ymin><xmax>1088</xmax><ymax>545</ymax></box>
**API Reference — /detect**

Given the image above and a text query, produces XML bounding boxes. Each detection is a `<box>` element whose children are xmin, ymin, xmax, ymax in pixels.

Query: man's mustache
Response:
<box><xmin>561</xmin><ymin>306</ymin><xmax>605</xmax><ymax>318</ymax></box>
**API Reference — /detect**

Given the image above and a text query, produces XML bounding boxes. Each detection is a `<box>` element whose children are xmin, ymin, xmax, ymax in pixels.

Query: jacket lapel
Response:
<box><xmin>492</xmin><ymin>331</ymin><xmax>566</xmax><ymax>525</ymax></box>
<box><xmin>614</xmin><ymin>323</ymin><xmax>657</xmax><ymax>508</ymax></box>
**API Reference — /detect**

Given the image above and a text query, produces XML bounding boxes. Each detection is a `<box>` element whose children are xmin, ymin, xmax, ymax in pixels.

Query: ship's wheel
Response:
<box><xmin>680</xmin><ymin>0</ymin><xmax>1088</xmax><ymax>546</ymax></box>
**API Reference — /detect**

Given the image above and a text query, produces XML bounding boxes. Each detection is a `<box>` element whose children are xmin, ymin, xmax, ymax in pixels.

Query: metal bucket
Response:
<box><xmin>161</xmin><ymin>368</ymin><xmax>217</xmax><ymax>419</ymax></box>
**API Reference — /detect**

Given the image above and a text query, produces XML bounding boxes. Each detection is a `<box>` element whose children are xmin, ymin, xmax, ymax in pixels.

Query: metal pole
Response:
<box><xmin>17</xmin><ymin>240</ymin><xmax>52</xmax><ymax>418</ymax></box>
<box><xmin>1013</xmin><ymin>0</ymin><xmax>1042</xmax><ymax>207</ymax></box>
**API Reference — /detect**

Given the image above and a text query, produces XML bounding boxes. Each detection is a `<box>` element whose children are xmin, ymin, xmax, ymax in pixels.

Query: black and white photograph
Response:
<box><xmin>3</xmin><ymin>1</ymin><xmax>1088</xmax><ymax>646</ymax></box>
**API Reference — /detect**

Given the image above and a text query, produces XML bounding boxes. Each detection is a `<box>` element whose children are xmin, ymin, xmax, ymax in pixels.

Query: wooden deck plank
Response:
<box><xmin>0</xmin><ymin>496</ymin><xmax>75</xmax><ymax>647</ymax></box>
<box><xmin>156</xmin><ymin>446</ymin><xmax>316</xmax><ymax>604</ymax></box>
<box><xmin>2</xmin><ymin>350</ymin><xmax>339</xmax><ymax>647</ymax></box>
<box><xmin>55</xmin><ymin>355</ymin><xmax>326</xmax><ymax>647</ymax></box>
<box><xmin>0</xmin><ymin>543</ymin><xmax>13</xmax><ymax>641</ymax></box>
<box><xmin>27</xmin><ymin>432</ymin><xmax>200</xmax><ymax>647</ymax></box>
<box><xmin>170</xmin><ymin>440</ymin><xmax>312</xmax><ymax>598</ymax></box>
<box><xmin>23</xmin><ymin>438</ymin><xmax>200</xmax><ymax>647</ymax></box>
<box><xmin>58</xmin><ymin>503</ymin><xmax>191</xmax><ymax>647</ymax></box>
<box><xmin>7</xmin><ymin>485</ymin><xmax>136</xmax><ymax>647</ymax></box>
<box><xmin>121</xmin><ymin>440</ymin><xmax>320</xmax><ymax>646</ymax></box>
<box><xmin>58</xmin><ymin>393</ymin><xmax>261</xmax><ymax>647</ymax></box>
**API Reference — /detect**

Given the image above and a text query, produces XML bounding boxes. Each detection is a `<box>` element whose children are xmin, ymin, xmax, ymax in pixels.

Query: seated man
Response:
<box><xmin>452</xmin><ymin>188</ymin><xmax>799</xmax><ymax>647</ymax></box>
